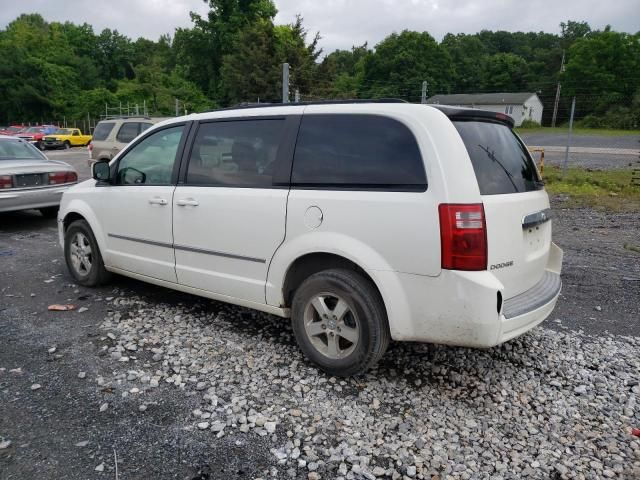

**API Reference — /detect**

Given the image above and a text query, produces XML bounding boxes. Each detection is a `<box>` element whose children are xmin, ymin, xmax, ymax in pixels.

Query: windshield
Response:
<box><xmin>0</xmin><ymin>139</ymin><xmax>47</xmax><ymax>160</ymax></box>
<box><xmin>53</xmin><ymin>129</ymin><xmax>72</xmax><ymax>135</ymax></box>
<box><xmin>7</xmin><ymin>126</ymin><xmax>23</xmax><ymax>133</ymax></box>
<box><xmin>25</xmin><ymin>127</ymin><xmax>43</xmax><ymax>133</ymax></box>
<box><xmin>453</xmin><ymin>120</ymin><xmax>543</xmax><ymax>195</ymax></box>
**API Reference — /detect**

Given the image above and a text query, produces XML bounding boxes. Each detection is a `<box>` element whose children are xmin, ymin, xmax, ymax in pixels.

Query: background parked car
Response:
<box><xmin>15</xmin><ymin>125</ymin><xmax>58</xmax><ymax>149</ymax></box>
<box><xmin>88</xmin><ymin>117</ymin><xmax>166</xmax><ymax>164</ymax></box>
<box><xmin>42</xmin><ymin>128</ymin><xmax>92</xmax><ymax>150</ymax></box>
<box><xmin>0</xmin><ymin>125</ymin><xmax>27</xmax><ymax>136</ymax></box>
<box><xmin>0</xmin><ymin>136</ymin><xmax>78</xmax><ymax>217</ymax></box>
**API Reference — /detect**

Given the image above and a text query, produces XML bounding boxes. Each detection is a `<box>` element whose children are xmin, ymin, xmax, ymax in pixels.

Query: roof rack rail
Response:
<box><xmin>100</xmin><ymin>115</ymin><xmax>154</xmax><ymax>120</ymax></box>
<box><xmin>210</xmin><ymin>98</ymin><xmax>408</xmax><ymax>112</ymax></box>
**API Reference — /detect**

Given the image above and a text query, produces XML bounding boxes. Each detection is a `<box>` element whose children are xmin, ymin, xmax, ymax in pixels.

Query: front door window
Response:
<box><xmin>115</xmin><ymin>126</ymin><xmax>184</xmax><ymax>185</ymax></box>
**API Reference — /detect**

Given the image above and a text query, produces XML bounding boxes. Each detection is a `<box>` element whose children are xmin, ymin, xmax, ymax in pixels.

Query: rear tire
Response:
<box><xmin>64</xmin><ymin>141</ymin><xmax>71</xmax><ymax>150</ymax></box>
<box><xmin>39</xmin><ymin>207</ymin><xmax>58</xmax><ymax>219</ymax></box>
<box><xmin>291</xmin><ymin>269</ymin><xmax>390</xmax><ymax>377</ymax></box>
<box><xmin>64</xmin><ymin>219</ymin><xmax>111</xmax><ymax>287</ymax></box>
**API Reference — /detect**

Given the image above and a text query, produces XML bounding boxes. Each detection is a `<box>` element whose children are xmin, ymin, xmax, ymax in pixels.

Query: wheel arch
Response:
<box><xmin>282</xmin><ymin>252</ymin><xmax>381</xmax><ymax>309</ymax></box>
<box><xmin>61</xmin><ymin>202</ymin><xmax>108</xmax><ymax>262</ymax></box>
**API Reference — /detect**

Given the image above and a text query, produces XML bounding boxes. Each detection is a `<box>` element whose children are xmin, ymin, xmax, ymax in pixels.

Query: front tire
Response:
<box><xmin>64</xmin><ymin>220</ymin><xmax>111</xmax><ymax>287</ymax></box>
<box><xmin>291</xmin><ymin>269</ymin><xmax>390</xmax><ymax>377</ymax></box>
<box><xmin>63</xmin><ymin>141</ymin><xmax>71</xmax><ymax>150</ymax></box>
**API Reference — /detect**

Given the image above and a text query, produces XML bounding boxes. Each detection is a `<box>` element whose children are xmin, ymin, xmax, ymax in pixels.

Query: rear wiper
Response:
<box><xmin>477</xmin><ymin>144</ymin><xmax>519</xmax><ymax>192</ymax></box>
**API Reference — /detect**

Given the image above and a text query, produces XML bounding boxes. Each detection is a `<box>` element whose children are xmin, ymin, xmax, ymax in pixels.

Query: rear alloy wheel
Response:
<box><xmin>303</xmin><ymin>293</ymin><xmax>360</xmax><ymax>359</ymax></box>
<box><xmin>64</xmin><ymin>219</ymin><xmax>111</xmax><ymax>286</ymax></box>
<box><xmin>291</xmin><ymin>269</ymin><xmax>390</xmax><ymax>376</ymax></box>
<box><xmin>39</xmin><ymin>206</ymin><xmax>58</xmax><ymax>219</ymax></box>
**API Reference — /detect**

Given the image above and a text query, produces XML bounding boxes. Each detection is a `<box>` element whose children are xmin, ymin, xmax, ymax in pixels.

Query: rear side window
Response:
<box><xmin>93</xmin><ymin>122</ymin><xmax>115</xmax><ymax>141</ymax></box>
<box><xmin>453</xmin><ymin>121</ymin><xmax>542</xmax><ymax>195</ymax></box>
<box><xmin>186</xmin><ymin>119</ymin><xmax>284</xmax><ymax>187</ymax></box>
<box><xmin>291</xmin><ymin>114</ymin><xmax>426</xmax><ymax>190</ymax></box>
<box><xmin>140</xmin><ymin>122</ymin><xmax>153</xmax><ymax>133</ymax></box>
<box><xmin>116</xmin><ymin>122</ymin><xmax>140</xmax><ymax>144</ymax></box>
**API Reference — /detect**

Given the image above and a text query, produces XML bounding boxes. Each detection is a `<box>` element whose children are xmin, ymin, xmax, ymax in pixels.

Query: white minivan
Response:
<box><xmin>58</xmin><ymin>101</ymin><xmax>562</xmax><ymax>376</ymax></box>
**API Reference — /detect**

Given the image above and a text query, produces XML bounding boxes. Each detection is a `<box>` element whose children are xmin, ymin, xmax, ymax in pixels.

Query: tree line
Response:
<box><xmin>0</xmin><ymin>0</ymin><xmax>638</xmax><ymax>128</ymax></box>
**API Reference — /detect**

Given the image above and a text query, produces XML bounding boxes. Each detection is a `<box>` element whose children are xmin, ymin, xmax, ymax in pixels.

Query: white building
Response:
<box><xmin>427</xmin><ymin>92</ymin><xmax>544</xmax><ymax>126</ymax></box>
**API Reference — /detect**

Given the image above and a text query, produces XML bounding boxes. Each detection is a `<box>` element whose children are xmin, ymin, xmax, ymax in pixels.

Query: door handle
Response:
<box><xmin>148</xmin><ymin>197</ymin><xmax>168</xmax><ymax>206</ymax></box>
<box><xmin>176</xmin><ymin>198</ymin><xmax>199</xmax><ymax>207</ymax></box>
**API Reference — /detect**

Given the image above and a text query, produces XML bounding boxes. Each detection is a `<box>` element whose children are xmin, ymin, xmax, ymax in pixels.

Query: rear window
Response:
<box><xmin>453</xmin><ymin>121</ymin><xmax>542</xmax><ymax>195</ymax></box>
<box><xmin>93</xmin><ymin>122</ymin><xmax>115</xmax><ymax>141</ymax></box>
<box><xmin>0</xmin><ymin>139</ymin><xmax>45</xmax><ymax>160</ymax></box>
<box><xmin>291</xmin><ymin>114</ymin><xmax>426</xmax><ymax>190</ymax></box>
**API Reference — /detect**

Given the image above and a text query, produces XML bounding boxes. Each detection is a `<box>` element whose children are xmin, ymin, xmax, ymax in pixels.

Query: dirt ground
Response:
<box><xmin>0</xmin><ymin>202</ymin><xmax>639</xmax><ymax>479</ymax></box>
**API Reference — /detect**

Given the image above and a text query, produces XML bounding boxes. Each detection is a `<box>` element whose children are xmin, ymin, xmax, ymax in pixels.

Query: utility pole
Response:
<box><xmin>282</xmin><ymin>63</ymin><xmax>290</xmax><ymax>104</ymax></box>
<box><xmin>562</xmin><ymin>97</ymin><xmax>576</xmax><ymax>175</ymax></box>
<box><xmin>551</xmin><ymin>50</ymin><xmax>565</xmax><ymax>128</ymax></box>
<box><xmin>421</xmin><ymin>81</ymin><xmax>428</xmax><ymax>104</ymax></box>
<box><xmin>175</xmin><ymin>98</ymin><xmax>179</xmax><ymax>117</ymax></box>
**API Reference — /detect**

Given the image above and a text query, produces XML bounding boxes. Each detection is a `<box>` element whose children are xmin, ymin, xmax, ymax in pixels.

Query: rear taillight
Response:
<box><xmin>438</xmin><ymin>203</ymin><xmax>487</xmax><ymax>271</ymax></box>
<box><xmin>0</xmin><ymin>175</ymin><xmax>12</xmax><ymax>189</ymax></box>
<box><xmin>48</xmin><ymin>171</ymin><xmax>78</xmax><ymax>185</ymax></box>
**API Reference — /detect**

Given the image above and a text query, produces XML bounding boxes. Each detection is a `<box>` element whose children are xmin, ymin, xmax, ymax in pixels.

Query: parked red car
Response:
<box><xmin>15</xmin><ymin>125</ymin><xmax>58</xmax><ymax>150</ymax></box>
<box><xmin>0</xmin><ymin>125</ymin><xmax>27</xmax><ymax>136</ymax></box>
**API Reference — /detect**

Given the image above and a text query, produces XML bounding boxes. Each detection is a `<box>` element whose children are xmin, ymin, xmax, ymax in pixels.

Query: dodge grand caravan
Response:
<box><xmin>58</xmin><ymin>100</ymin><xmax>563</xmax><ymax>376</ymax></box>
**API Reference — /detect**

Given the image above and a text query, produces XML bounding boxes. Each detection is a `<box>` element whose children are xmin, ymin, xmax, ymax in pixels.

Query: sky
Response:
<box><xmin>1</xmin><ymin>0</ymin><xmax>639</xmax><ymax>55</ymax></box>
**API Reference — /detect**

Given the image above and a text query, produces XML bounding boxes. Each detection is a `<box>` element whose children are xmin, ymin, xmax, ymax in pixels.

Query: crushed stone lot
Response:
<box><xmin>1</xmin><ymin>205</ymin><xmax>639</xmax><ymax>479</ymax></box>
<box><xmin>100</xmin><ymin>297</ymin><xmax>640</xmax><ymax>479</ymax></box>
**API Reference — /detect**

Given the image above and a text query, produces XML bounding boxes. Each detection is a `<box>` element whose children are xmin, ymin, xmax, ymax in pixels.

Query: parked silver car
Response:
<box><xmin>0</xmin><ymin>136</ymin><xmax>78</xmax><ymax>217</ymax></box>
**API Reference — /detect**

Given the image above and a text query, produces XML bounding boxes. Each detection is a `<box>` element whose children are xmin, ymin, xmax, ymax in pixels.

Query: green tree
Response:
<box><xmin>174</xmin><ymin>0</ymin><xmax>277</xmax><ymax>97</ymax></box>
<box><xmin>480</xmin><ymin>52</ymin><xmax>530</xmax><ymax>91</ymax></box>
<box><xmin>441</xmin><ymin>33</ymin><xmax>487</xmax><ymax>93</ymax></box>
<box><xmin>314</xmin><ymin>44</ymin><xmax>369</xmax><ymax>98</ymax></box>
<box><xmin>563</xmin><ymin>30</ymin><xmax>640</xmax><ymax>106</ymax></box>
<box><xmin>360</xmin><ymin>30</ymin><xmax>453</xmax><ymax>101</ymax></box>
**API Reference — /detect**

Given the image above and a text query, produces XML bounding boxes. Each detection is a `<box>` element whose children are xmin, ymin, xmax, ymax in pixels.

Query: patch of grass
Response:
<box><xmin>624</xmin><ymin>243</ymin><xmax>640</xmax><ymax>254</ymax></box>
<box><xmin>543</xmin><ymin>166</ymin><xmax>640</xmax><ymax>212</ymax></box>
<box><xmin>516</xmin><ymin>126</ymin><xmax>640</xmax><ymax>137</ymax></box>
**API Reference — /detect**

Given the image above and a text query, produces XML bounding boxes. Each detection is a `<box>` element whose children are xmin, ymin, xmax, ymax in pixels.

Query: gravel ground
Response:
<box><xmin>518</xmin><ymin>133</ymin><xmax>640</xmax><ymax>150</ymax></box>
<box><xmin>93</xmin><ymin>296</ymin><xmax>640</xmax><ymax>480</ymax></box>
<box><xmin>1</xmin><ymin>206</ymin><xmax>639</xmax><ymax>479</ymax></box>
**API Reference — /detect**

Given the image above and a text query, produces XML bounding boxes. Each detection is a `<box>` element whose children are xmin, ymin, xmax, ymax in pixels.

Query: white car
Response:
<box><xmin>58</xmin><ymin>101</ymin><xmax>563</xmax><ymax>376</ymax></box>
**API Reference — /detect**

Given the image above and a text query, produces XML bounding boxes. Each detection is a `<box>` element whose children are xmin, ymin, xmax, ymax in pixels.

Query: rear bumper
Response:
<box><xmin>498</xmin><ymin>270</ymin><xmax>561</xmax><ymax>343</ymax></box>
<box><xmin>0</xmin><ymin>185</ymin><xmax>72</xmax><ymax>212</ymax></box>
<box><xmin>380</xmin><ymin>242</ymin><xmax>563</xmax><ymax>347</ymax></box>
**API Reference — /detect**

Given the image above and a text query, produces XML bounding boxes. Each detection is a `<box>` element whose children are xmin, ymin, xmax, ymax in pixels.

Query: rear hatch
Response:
<box><xmin>449</xmin><ymin>111</ymin><xmax>550</xmax><ymax>299</ymax></box>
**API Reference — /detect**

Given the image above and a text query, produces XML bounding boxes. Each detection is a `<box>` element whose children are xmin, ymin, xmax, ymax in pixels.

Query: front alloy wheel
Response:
<box><xmin>69</xmin><ymin>232</ymin><xmax>93</xmax><ymax>277</ymax></box>
<box><xmin>64</xmin><ymin>219</ymin><xmax>111</xmax><ymax>287</ymax></box>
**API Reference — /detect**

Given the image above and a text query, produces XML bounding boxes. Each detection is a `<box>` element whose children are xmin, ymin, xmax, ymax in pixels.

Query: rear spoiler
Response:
<box><xmin>428</xmin><ymin>105</ymin><xmax>515</xmax><ymax>129</ymax></box>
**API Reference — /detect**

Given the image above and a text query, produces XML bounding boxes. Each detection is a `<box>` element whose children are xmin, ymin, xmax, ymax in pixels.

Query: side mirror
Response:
<box><xmin>92</xmin><ymin>161</ymin><xmax>111</xmax><ymax>183</ymax></box>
